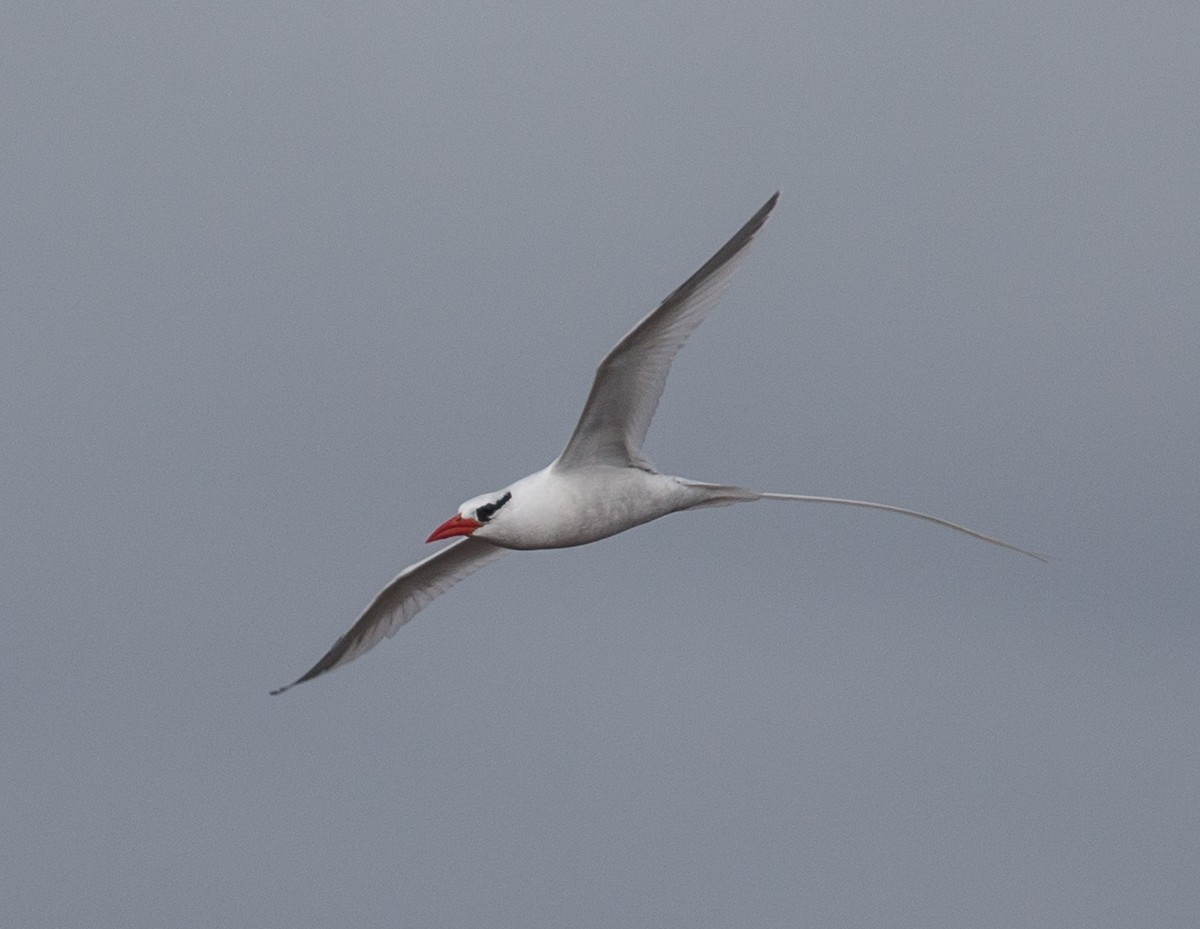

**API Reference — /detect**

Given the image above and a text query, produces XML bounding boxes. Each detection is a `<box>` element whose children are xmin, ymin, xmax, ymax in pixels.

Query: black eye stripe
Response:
<box><xmin>476</xmin><ymin>491</ymin><xmax>512</xmax><ymax>523</ymax></box>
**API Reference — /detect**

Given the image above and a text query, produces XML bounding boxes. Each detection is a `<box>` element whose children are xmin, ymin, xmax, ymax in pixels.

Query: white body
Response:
<box><xmin>273</xmin><ymin>193</ymin><xmax>1040</xmax><ymax>694</ymax></box>
<box><xmin>473</xmin><ymin>466</ymin><xmax>754</xmax><ymax>550</ymax></box>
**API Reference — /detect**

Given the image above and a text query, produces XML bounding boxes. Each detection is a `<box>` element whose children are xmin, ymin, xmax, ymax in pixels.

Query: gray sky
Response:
<box><xmin>4</xmin><ymin>3</ymin><xmax>1198</xmax><ymax>927</ymax></box>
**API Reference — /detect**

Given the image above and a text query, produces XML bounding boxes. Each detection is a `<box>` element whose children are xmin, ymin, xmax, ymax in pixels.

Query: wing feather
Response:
<box><xmin>556</xmin><ymin>192</ymin><xmax>779</xmax><ymax>469</ymax></box>
<box><xmin>271</xmin><ymin>538</ymin><xmax>507</xmax><ymax>694</ymax></box>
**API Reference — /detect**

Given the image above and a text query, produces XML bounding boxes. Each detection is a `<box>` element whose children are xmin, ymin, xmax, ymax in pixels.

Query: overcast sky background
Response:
<box><xmin>4</xmin><ymin>3</ymin><xmax>1198</xmax><ymax>927</ymax></box>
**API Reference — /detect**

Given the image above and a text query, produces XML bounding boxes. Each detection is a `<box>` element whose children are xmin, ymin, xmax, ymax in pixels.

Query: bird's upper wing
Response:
<box><xmin>271</xmin><ymin>538</ymin><xmax>507</xmax><ymax>694</ymax></box>
<box><xmin>555</xmin><ymin>192</ymin><xmax>779</xmax><ymax>470</ymax></box>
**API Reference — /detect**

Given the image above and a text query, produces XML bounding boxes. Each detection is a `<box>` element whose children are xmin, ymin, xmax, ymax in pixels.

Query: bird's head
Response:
<box><xmin>426</xmin><ymin>490</ymin><xmax>513</xmax><ymax>543</ymax></box>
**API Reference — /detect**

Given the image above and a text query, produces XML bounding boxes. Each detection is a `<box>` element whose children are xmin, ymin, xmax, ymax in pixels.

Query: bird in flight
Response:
<box><xmin>272</xmin><ymin>192</ymin><xmax>1041</xmax><ymax>694</ymax></box>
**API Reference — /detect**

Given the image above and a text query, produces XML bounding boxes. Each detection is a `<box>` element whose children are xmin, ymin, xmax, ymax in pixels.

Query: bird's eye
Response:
<box><xmin>475</xmin><ymin>491</ymin><xmax>512</xmax><ymax>523</ymax></box>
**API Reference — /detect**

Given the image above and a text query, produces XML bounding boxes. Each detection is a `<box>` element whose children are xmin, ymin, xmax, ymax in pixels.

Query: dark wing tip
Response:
<box><xmin>706</xmin><ymin>190</ymin><xmax>779</xmax><ymax>265</ymax></box>
<box><xmin>269</xmin><ymin>667</ymin><xmax>318</xmax><ymax>696</ymax></box>
<box><xmin>269</xmin><ymin>671</ymin><xmax>313</xmax><ymax>695</ymax></box>
<box><xmin>653</xmin><ymin>191</ymin><xmax>781</xmax><ymax>311</ymax></box>
<box><xmin>269</xmin><ymin>638</ymin><xmax>352</xmax><ymax>695</ymax></box>
<box><xmin>742</xmin><ymin>191</ymin><xmax>780</xmax><ymax>240</ymax></box>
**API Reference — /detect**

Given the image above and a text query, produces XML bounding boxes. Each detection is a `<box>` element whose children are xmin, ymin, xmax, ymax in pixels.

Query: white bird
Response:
<box><xmin>272</xmin><ymin>192</ymin><xmax>1041</xmax><ymax>694</ymax></box>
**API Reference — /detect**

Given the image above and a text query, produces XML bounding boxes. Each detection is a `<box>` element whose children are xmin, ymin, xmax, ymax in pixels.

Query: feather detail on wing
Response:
<box><xmin>271</xmin><ymin>538</ymin><xmax>507</xmax><ymax>694</ymax></box>
<box><xmin>556</xmin><ymin>192</ymin><xmax>779</xmax><ymax>470</ymax></box>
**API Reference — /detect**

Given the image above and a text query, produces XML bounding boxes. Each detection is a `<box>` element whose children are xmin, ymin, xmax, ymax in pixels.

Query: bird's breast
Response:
<box><xmin>484</xmin><ymin>468</ymin><xmax>695</xmax><ymax>550</ymax></box>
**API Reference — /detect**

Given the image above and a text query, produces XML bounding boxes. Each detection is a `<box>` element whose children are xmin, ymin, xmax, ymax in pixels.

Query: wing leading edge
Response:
<box><xmin>556</xmin><ymin>192</ymin><xmax>779</xmax><ymax>470</ymax></box>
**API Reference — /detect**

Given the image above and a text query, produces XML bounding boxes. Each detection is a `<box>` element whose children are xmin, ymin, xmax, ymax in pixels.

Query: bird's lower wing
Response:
<box><xmin>271</xmin><ymin>538</ymin><xmax>508</xmax><ymax>694</ymax></box>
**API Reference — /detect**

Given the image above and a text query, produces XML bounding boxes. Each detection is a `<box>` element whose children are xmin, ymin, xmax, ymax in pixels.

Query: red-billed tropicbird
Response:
<box><xmin>272</xmin><ymin>193</ymin><xmax>1040</xmax><ymax>694</ymax></box>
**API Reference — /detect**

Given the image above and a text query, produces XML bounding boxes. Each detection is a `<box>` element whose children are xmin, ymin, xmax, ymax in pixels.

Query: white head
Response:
<box><xmin>426</xmin><ymin>489</ymin><xmax>513</xmax><ymax>543</ymax></box>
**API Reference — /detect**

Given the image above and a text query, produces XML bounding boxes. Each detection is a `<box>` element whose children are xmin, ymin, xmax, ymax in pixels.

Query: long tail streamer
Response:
<box><xmin>757</xmin><ymin>493</ymin><xmax>1046</xmax><ymax>562</ymax></box>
